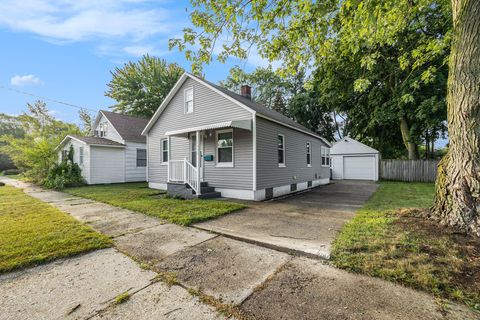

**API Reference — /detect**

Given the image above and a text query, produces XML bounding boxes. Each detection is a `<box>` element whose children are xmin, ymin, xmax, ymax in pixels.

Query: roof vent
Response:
<box><xmin>240</xmin><ymin>85</ymin><xmax>251</xmax><ymax>100</ymax></box>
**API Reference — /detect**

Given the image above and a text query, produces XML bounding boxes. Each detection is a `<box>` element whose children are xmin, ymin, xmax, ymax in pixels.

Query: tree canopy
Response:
<box><xmin>106</xmin><ymin>55</ymin><xmax>184</xmax><ymax>117</ymax></box>
<box><xmin>0</xmin><ymin>101</ymin><xmax>80</xmax><ymax>182</ymax></box>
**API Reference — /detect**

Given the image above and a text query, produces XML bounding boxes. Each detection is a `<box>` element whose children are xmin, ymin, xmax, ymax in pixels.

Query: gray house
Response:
<box><xmin>142</xmin><ymin>72</ymin><xmax>331</xmax><ymax>200</ymax></box>
<box><xmin>57</xmin><ymin>110</ymin><xmax>149</xmax><ymax>184</ymax></box>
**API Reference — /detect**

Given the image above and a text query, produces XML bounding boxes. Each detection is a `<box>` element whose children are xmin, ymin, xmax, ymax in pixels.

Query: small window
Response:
<box><xmin>216</xmin><ymin>129</ymin><xmax>233</xmax><ymax>167</ymax></box>
<box><xmin>79</xmin><ymin>147</ymin><xmax>84</xmax><ymax>165</ymax></box>
<box><xmin>190</xmin><ymin>134</ymin><xmax>197</xmax><ymax>167</ymax></box>
<box><xmin>184</xmin><ymin>87</ymin><xmax>194</xmax><ymax>113</ymax></box>
<box><xmin>161</xmin><ymin>139</ymin><xmax>169</xmax><ymax>163</ymax></box>
<box><xmin>61</xmin><ymin>149</ymin><xmax>68</xmax><ymax>161</ymax></box>
<box><xmin>306</xmin><ymin>142</ymin><xmax>311</xmax><ymax>167</ymax></box>
<box><xmin>136</xmin><ymin>148</ymin><xmax>147</xmax><ymax>167</ymax></box>
<box><xmin>278</xmin><ymin>134</ymin><xmax>285</xmax><ymax>167</ymax></box>
<box><xmin>321</xmin><ymin>146</ymin><xmax>331</xmax><ymax>167</ymax></box>
<box><xmin>99</xmin><ymin>122</ymin><xmax>108</xmax><ymax>137</ymax></box>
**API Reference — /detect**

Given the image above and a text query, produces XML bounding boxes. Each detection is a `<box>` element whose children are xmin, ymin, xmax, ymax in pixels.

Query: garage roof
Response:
<box><xmin>330</xmin><ymin>137</ymin><xmax>379</xmax><ymax>155</ymax></box>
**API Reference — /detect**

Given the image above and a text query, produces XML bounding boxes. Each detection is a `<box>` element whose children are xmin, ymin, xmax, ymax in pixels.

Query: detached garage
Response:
<box><xmin>331</xmin><ymin>137</ymin><xmax>380</xmax><ymax>181</ymax></box>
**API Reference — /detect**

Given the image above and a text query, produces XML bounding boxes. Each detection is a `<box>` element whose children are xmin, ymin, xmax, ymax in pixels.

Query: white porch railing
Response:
<box><xmin>168</xmin><ymin>159</ymin><xmax>199</xmax><ymax>194</ymax></box>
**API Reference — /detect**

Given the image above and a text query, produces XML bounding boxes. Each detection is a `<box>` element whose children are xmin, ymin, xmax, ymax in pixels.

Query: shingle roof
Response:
<box><xmin>70</xmin><ymin>135</ymin><xmax>125</xmax><ymax>147</ymax></box>
<box><xmin>195</xmin><ymin>75</ymin><xmax>331</xmax><ymax>145</ymax></box>
<box><xmin>100</xmin><ymin>110</ymin><xmax>149</xmax><ymax>143</ymax></box>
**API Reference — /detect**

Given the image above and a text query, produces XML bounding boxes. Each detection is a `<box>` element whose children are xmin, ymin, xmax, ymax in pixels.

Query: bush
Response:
<box><xmin>44</xmin><ymin>161</ymin><xmax>85</xmax><ymax>190</ymax></box>
<box><xmin>2</xmin><ymin>169</ymin><xmax>22</xmax><ymax>175</ymax></box>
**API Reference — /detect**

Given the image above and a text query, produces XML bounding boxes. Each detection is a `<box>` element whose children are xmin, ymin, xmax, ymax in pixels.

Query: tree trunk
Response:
<box><xmin>432</xmin><ymin>0</ymin><xmax>480</xmax><ymax>236</ymax></box>
<box><xmin>400</xmin><ymin>116</ymin><xmax>417</xmax><ymax>159</ymax></box>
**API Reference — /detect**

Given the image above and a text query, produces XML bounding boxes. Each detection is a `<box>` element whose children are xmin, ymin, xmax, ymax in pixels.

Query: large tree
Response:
<box><xmin>432</xmin><ymin>0</ymin><xmax>480</xmax><ymax>235</ymax></box>
<box><xmin>106</xmin><ymin>55</ymin><xmax>184</xmax><ymax>117</ymax></box>
<box><xmin>172</xmin><ymin>0</ymin><xmax>480</xmax><ymax>235</ymax></box>
<box><xmin>0</xmin><ymin>101</ymin><xmax>80</xmax><ymax>182</ymax></box>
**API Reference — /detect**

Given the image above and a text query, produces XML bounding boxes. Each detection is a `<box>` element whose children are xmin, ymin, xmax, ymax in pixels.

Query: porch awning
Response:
<box><xmin>165</xmin><ymin>119</ymin><xmax>252</xmax><ymax>136</ymax></box>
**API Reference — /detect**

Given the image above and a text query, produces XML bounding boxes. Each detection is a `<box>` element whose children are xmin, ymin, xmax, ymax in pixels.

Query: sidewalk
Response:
<box><xmin>1</xmin><ymin>177</ymin><xmax>478</xmax><ymax>320</ymax></box>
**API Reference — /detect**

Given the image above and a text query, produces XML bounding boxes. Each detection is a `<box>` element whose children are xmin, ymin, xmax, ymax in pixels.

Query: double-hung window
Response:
<box><xmin>306</xmin><ymin>142</ymin><xmax>311</xmax><ymax>167</ymax></box>
<box><xmin>161</xmin><ymin>139</ymin><xmax>169</xmax><ymax>163</ymax></box>
<box><xmin>136</xmin><ymin>149</ymin><xmax>147</xmax><ymax>167</ymax></box>
<box><xmin>278</xmin><ymin>134</ymin><xmax>285</xmax><ymax>167</ymax></box>
<box><xmin>184</xmin><ymin>87</ymin><xmax>194</xmax><ymax>113</ymax></box>
<box><xmin>321</xmin><ymin>146</ymin><xmax>330</xmax><ymax>167</ymax></box>
<box><xmin>79</xmin><ymin>147</ymin><xmax>84</xmax><ymax>165</ymax></box>
<box><xmin>216</xmin><ymin>129</ymin><xmax>233</xmax><ymax>167</ymax></box>
<box><xmin>61</xmin><ymin>149</ymin><xmax>68</xmax><ymax>162</ymax></box>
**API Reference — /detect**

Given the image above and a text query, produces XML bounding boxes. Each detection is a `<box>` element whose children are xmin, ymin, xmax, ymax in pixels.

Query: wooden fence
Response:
<box><xmin>380</xmin><ymin>159</ymin><xmax>439</xmax><ymax>182</ymax></box>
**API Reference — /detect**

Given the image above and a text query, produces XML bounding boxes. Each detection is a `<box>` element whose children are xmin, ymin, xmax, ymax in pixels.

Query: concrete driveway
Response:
<box><xmin>194</xmin><ymin>180</ymin><xmax>379</xmax><ymax>259</ymax></box>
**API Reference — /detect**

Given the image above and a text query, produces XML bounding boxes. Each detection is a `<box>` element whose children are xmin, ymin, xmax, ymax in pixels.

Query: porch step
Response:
<box><xmin>201</xmin><ymin>186</ymin><xmax>215</xmax><ymax>193</ymax></box>
<box><xmin>167</xmin><ymin>182</ymin><xmax>221</xmax><ymax>199</ymax></box>
<box><xmin>197</xmin><ymin>191</ymin><xmax>222</xmax><ymax>199</ymax></box>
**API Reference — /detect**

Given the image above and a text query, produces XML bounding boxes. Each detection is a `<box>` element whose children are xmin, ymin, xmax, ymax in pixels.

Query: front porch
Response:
<box><xmin>164</xmin><ymin>120</ymin><xmax>252</xmax><ymax>199</ymax></box>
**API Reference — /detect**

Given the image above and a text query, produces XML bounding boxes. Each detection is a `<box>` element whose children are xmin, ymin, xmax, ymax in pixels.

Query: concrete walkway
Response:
<box><xmin>1</xmin><ymin>177</ymin><xmax>478</xmax><ymax>320</ymax></box>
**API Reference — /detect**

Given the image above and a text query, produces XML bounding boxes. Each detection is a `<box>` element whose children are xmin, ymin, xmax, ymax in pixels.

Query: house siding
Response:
<box><xmin>125</xmin><ymin>141</ymin><xmax>147</xmax><ymax>182</ymax></box>
<box><xmin>256</xmin><ymin>116</ymin><xmax>330</xmax><ymax>190</ymax></box>
<box><xmin>147</xmin><ymin>77</ymin><xmax>253</xmax><ymax>187</ymax></box>
<box><xmin>90</xmin><ymin>146</ymin><xmax>125</xmax><ymax>184</ymax></box>
<box><xmin>58</xmin><ymin>139</ymin><xmax>90</xmax><ymax>184</ymax></box>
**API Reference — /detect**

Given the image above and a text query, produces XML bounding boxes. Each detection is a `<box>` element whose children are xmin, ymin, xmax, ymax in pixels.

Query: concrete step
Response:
<box><xmin>197</xmin><ymin>191</ymin><xmax>222</xmax><ymax>199</ymax></box>
<box><xmin>200</xmin><ymin>186</ymin><xmax>215</xmax><ymax>193</ymax></box>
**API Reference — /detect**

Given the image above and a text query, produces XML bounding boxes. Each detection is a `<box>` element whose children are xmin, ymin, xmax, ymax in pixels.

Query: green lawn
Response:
<box><xmin>65</xmin><ymin>182</ymin><xmax>246</xmax><ymax>226</ymax></box>
<box><xmin>0</xmin><ymin>185</ymin><xmax>111</xmax><ymax>274</ymax></box>
<box><xmin>332</xmin><ymin>181</ymin><xmax>480</xmax><ymax>311</ymax></box>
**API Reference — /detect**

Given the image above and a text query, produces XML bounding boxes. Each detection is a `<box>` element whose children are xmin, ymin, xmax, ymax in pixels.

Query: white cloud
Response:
<box><xmin>10</xmin><ymin>74</ymin><xmax>43</xmax><ymax>86</ymax></box>
<box><xmin>0</xmin><ymin>0</ymin><xmax>184</xmax><ymax>57</ymax></box>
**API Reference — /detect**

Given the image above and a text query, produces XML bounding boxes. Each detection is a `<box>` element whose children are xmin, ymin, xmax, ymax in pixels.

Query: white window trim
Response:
<box><xmin>278</xmin><ymin>134</ymin><xmax>286</xmax><ymax>167</ymax></box>
<box><xmin>215</xmin><ymin>129</ymin><xmax>234</xmax><ymax>168</ymax></box>
<box><xmin>306</xmin><ymin>141</ymin><xmax>312</xmax><ymax>167</ymax></box>
<box><xmin>321</xmin><ymin>146</ymin><xmax>330</xmax><ymax>167</ymax></box>
<box><xmin>184</xmin><ymin>87</ymin><xmax>194</xmax><ymax>114</ymax></box>
<box><xmin>161</xmin><ymin>138</ymin><xmax>169</xmax><ymax>165</ymax></box>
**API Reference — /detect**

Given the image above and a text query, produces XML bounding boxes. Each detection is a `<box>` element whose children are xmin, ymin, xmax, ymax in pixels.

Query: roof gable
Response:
<box><xmin>96</xmin><ymin>110</ymin><xmax>149</xmax><ymax>143</ymax></box>
<box><xmin>330</xmin><ymin>137</ymin><xmax>379</xmax><ymax>154</ymax></box>
<box><xmin>141</xmin><ymin>72</ymin><xmax>331</xmax><ymax>145</ymax></box>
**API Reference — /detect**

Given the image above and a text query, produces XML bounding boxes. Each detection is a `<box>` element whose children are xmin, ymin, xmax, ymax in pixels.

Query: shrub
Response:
<box><xmin>44</xmin><ymin>147</ymin><xmax>85</xmax><ymax>190</ymax></box>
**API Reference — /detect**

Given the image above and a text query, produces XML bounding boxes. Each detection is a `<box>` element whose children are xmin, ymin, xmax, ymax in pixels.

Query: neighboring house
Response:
<box><xmin>142</xmin><ymin>72</ymin><xmax>332</xmax><ymax>201</ymax></box>
<box><xmin>331</xmin><ymin>137</ymin><xmax>380</xmax><ymax>181</ymax></box>
<box><xmin>57</xmin><ymin>110</ymin><xmax>149</xmax><ymax>184</ymax></box>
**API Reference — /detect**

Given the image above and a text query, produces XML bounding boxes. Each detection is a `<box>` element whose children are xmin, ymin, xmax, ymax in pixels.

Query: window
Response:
<box><xmin>99</xmin><ymin>122</ymin><xmax>108</xmax><ymax>137</ymax></box>
<box><xmin>321</xmin><ymin>146</ymin><xmax>330</xmax><ymax>167</ymax></box>
<box><xmin>79</xmin><ymin>147</ymin><xmax>84</xmax><ymax>165</ymax></box>
<box><xmin>136</xmin><ymin>148</ymin><xmax>147</xmax><ymax>167</ymax></box>
<box><xmin>61</xmin><ymin>149</ymin><xmax>68</xmax><ymax>161</ymax></box>
<box><xmin>161</xmin><ymin>139</ymin><xmax>169</xmax><ymax>163</ymax></box>
<box><xmin>190</xmin><ymin>134</ymin><xmax>197</xmax><ymax>167</ymax></box>
<box><xmin>306</xmin><ymin>142</ymin><xmax>311</xmax><ymax>167</ymax></box>
<box><xmin>278</xmin><ymin>134</ymin><xmax>285</xmax><ymax>167</ymax></box>
<box><xmin>184</xmin><ymin>87</ymin><xmax>194</xmax><ymax>113</ymax></box>
<box><xmin>216</xmin><ymin>129</ymin><xmax>233</xmax><ymax>167</ymax></box>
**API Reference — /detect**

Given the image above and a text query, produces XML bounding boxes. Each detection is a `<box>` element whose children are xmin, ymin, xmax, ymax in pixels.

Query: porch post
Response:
<box><xmin>167</xmin><ymin>135</ymin><xmax>170</xmax><ymax>182</ymax></box>
<box><xmin>196</xmin><ymin>130</ymin><xmax>201</xmax><ymax>195</ymax></box>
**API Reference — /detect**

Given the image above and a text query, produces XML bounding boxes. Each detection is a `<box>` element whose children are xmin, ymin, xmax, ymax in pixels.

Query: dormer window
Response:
<box><xmin>184</xmin><ymin>87</ymin><xmax>194</xmax><ymax>113</ymax></box>
<box><xmin>99</xmin><ymin>122</ymin><xmax>108</xmax><ymax>137</ymax></box>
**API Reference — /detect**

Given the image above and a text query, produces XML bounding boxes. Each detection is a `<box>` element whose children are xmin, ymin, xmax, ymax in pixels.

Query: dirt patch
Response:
<box><xmin>395</xmin><ymin>208</ymin><xmax>480</xmax><ymax>310</ymax></box>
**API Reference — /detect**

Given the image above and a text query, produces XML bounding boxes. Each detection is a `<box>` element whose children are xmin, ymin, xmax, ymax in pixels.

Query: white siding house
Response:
<box><xmin>57</xmin><ymin>111</ymin><xmax>149</xmax><ymax>184</ymax></box>
<box><xmin>142</xmin><ymin>72</ymin><xmax>332</xmax><ymax>200</ymax></box>
<box><xmin>331</xmin><ymin>137</ymin><xmax>380</xmax><ymax>181</ymax></box>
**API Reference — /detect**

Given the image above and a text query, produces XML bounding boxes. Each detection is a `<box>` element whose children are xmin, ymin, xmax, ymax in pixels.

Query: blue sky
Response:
<box><xmin>0</xmin><ymin>0</ymin><xmax>264</xmax><ymax>125</ymax></box>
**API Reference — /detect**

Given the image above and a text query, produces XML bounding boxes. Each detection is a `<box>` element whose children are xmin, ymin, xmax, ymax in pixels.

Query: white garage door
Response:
<box><xmin>343</xmin><ymin>156</ymin><xmax>375</xmax><ymax>180</ymax></box>
<box><xmin>90</xmin><ymin>147</ymin><xmax>125</xmax><ymax>184</ymax></box>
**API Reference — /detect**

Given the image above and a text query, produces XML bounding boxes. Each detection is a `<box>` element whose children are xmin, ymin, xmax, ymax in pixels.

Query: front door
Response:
<box><xmin>189</xmin><ymin>133</ymin><xmax>204</xmax><ymax>180</ymax></box>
